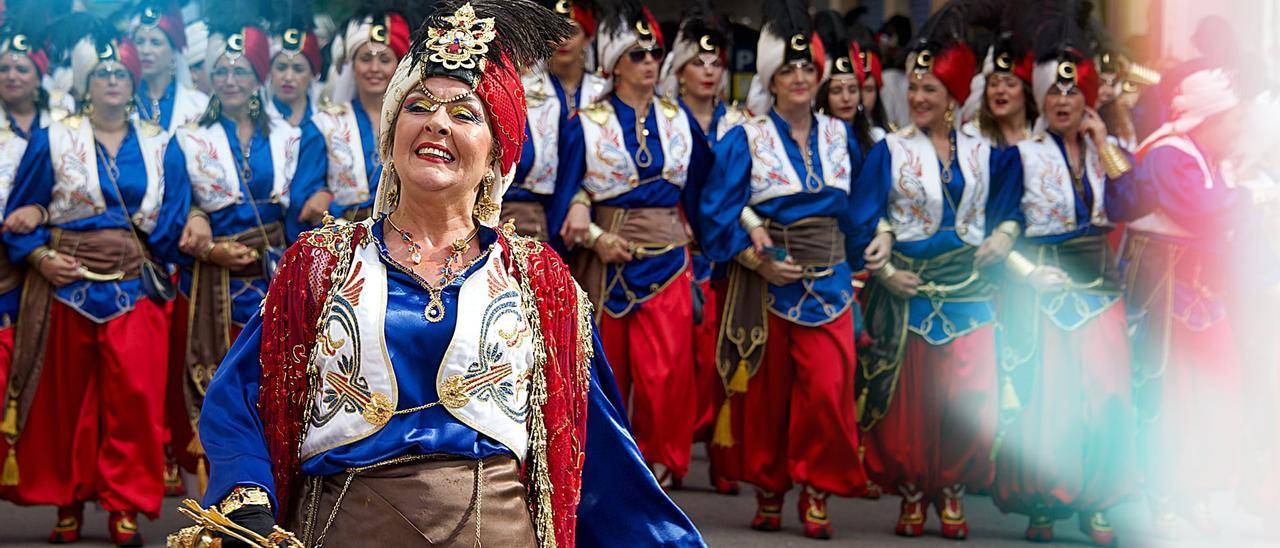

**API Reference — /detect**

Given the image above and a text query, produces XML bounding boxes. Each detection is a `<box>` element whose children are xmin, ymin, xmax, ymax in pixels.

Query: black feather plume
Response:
<box><xmin>2</xmin><ymin>0</ymin><xmax>55</xmax><ymax>45</ymax></box>
<box><xmin>911</xmin><ymin>0</ymin><xmax>968</xmax><ymax>55</ymax></box>
<box><xmin>409</xmin><ymin>0</ymin><xmax>574</xmax><ymax>74</ymax></box>
<box><xmin>205</xmin><ymin>0</ymin><xmax>262</xmax><ymax>35</ymax></box>
<box><xmin>759</xmin><ymin>0</ymin><xmax>813</xmax><ymax>43</ymax></box>
<box><xmin>1023</xmin><ymin>0</ymin><xmax>1093</xmax><ymax>61</ymax></box>
<box><xmin>352</xmin><ymin>0</ymin><xmax>432</xmax><ymax>34</ymax></box>
<box><xmin>814</xmin><ymin>10</ymin><xmax>851</xmax><ymax>59</ymax></box>
<box><xmin>594</xmin><ymin>0</ymin><xmax>646</xmax><ymax>41</ymax></box>
<box><xmin>266</xmin><ymin>0</ymin><xmax>315</xmax><ymax>33</ymax></box>
<box><xmin>674</xmin><ymin>0</ymin><xmax>729</xmax><ymax>52</ymax></box>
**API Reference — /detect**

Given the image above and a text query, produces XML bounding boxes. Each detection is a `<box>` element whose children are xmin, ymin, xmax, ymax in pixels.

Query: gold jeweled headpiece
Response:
<box><xmin>424</xmin><ymin>3</ymin><xmax>496</xmax><ymax>74</ymax></box>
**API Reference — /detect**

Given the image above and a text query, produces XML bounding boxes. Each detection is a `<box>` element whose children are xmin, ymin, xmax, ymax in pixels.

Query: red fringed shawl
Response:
<box><xmin>256</xmin><ymin>221</ymin><xmax>591</xmax><ymax>547</ymax></box>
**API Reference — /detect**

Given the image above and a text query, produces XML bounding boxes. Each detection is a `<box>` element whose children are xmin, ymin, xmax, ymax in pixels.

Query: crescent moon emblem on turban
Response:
<box><xmin>996</xmin><ymin>53</ymin><xmax>1011</xmax><ymax>70</ymax></box>
<box><xmin>228</xmin><ymin>33</ymin><xmax>244</xmax><ymax>52</ymax></box>
<box><xmin>699</xmin><ymin>35</ymin><xmax>715</xmax><ymax>52</ymax></box>
<box><xmin>98</xmin><ymin>43</ymin><xmax>115</xmax><ymax>60</ymax></box>
<box><xmin>836</xmin><ymin>57</ymin><xmax>851</xmax><ymax>73</ymax></box>
<box><xmin>11</xmin><ymin>35</ymin><xmax>27</xmax><ymax>51</ymax></box>
<box><xmin>1058</xmin><ymin>61</ymin><xmax>1077</xmax><ymax>81</ymax></box>
<box><xmin>284</xmin><ymin>29</ymin><xmax>301</xmax><ymax>45</ymax></box>
<box><xmin>790</xmin><ymin>35</ymin><xmax>807</xmax><ymax>51</ymax></box>
<box><xmin>555</xmin><ymin>0</ymin><xmax>571</xmax><ymax>15</ymax></box>
<box><xmin>371</xmin><ymin>24</ymin><xmax>388</xmax><ymax>43</ymax></box>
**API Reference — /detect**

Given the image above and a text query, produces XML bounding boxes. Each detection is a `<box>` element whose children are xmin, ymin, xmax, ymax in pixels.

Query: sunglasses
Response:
<box><xmin>210</xmin><ymin>66</ymin><xmax>257</xmax><ymax>81</ymax></box>
<box><xmin>91</xmin><ymin>67</ymin><xmax>132</xmax><ymax>81</ymax></box>
<box><xmin>626</xmin><ymin>46</ymin><xmax>665</xmax><ymax>64</ymax></box>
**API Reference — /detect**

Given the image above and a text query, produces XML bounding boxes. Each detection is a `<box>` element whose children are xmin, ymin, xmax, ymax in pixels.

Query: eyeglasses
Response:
<box><xmin>210</xmin><ymin>66</ymin><xmax>256</xmax><ymax>82</ymax></box>
<box><xmin>91</xmin><ymin>67</ymin><xmax>131</xmax><ymax>81</ymax></box>
<box><xmin>626</xmin><ymin>46</ymin><xmax>665</xmax><ymax>64</ymax></box>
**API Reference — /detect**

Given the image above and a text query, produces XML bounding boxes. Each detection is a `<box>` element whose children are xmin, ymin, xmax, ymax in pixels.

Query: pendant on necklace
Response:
<box><xmin>424</xmin><ymin>290</ymin><xmax>445</xmax><ymax>323</ymax></box>
<box><xmin>401</xmin><ymin>231</ymin><xmax>423</xmax><ymax>264</ymax></box>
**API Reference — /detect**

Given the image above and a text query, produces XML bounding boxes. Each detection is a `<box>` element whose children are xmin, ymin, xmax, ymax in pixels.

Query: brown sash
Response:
<box><xmin>182</xmin><ymin>222</ymin><xmax>285</xmax><ymax>428</ymax></box>
<box><xmin>4</xmin><ymin>228</ymin><xmax>144</xmax><ymax>443</ymax></box>
<box><xmin>574</xmin><ymin>206</ymin><xmax>690</xmax><ymax>315</ymax></box>
<box><xmin>290</xmin><ymin>455</ymin><xmax>536</xmax><ymax>547</ymax></box>
<box><xmin>857</xmin><ymin>246</ymin><xmax>991</xmax><ymax>430</ymax></box>
<box><xmin>500</xmin><ymin>201</ymin><xmax>549</xmax><ymax>241</ymax></box>
<box><xmin>716</xmin><ymin>218</ymin><xmax>845</xmax><ymax>389</ymax></box>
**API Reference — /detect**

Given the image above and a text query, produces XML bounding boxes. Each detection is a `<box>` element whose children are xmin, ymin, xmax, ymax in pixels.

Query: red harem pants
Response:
<box><xmin>724</xmin><ymin>311</ymin><xmax>867</xmax><ymax>496</ymax></box>
<box><xmin>863</xmin><ymin>326</ymin><xmax>997</xmax><ymax>497</ymax></box>
<box><xmin>692</xmin><ymin>278</ymin><xmax>721</xmax><ymax>441</ymax></box>
<box><xmin>600</xmin><ymin>268</ymin><xmax>696</xmax><ymax>477</ymax></box>
<box><xmin>0</xmin><ymin>299</ymin><xmax>168</xmax><ymax>517</ymax></box>
<box><xmin>994</xmin><ymin>304</ymin><xmax>1137</xmax><ymax>517</ymax></box>
<box><xmin>165</xmin><ymin>293</ymin><xmax>242</xmax><ymax>475</ymax></box>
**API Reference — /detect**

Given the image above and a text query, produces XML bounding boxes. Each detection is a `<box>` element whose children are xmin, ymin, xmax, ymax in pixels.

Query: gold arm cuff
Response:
<box><xmin>1100</xmin><ymin>143</ymin><xmax>1132</xmax><ymax>179</ymax></box>
<box><xmin>1006</xmin><ymin>251</ymin><xmax>1037</xmax><ymax>278</ymax></box>
<box><xmin>873</xmin><ymin>262</ymin><xmax>898</xmax><ymax>281</ymax></box>
<box><xmin>570</xmin><ymin>189</ymin><xmax>592</xmax><ymax>208</ymax></box>
<box><xmin>994</xmin><ymin>220</ymin><xmax>1022</xmax><ymax>243</ymax></box>
<box><xmin>738</xmin><ymin>207</ymin><xmax>764</xmax><ymax>232</ymax></box>
<box><xmin>33</xmin><ymin>204</ymin><xmax>49</xmax><ymax>225</ymax></box>
<box><xmin>875</xmin><ymin>218</ymin><xmax>895</xmax><ymax>237</ymax></box>
<box><xmin>734</xmin><ymin>247</ymin><xmax>763</xmax><ymax>271</ymax></box>
<box><xmin>218</xmin><ymin>486</ymin><xmax>272</xmax><ymax>516</ymax></box>
<box><xmin>187</xmin><ymin>208</ymin><xmax>210</xmax><ymax>222</ymax></box>
<box><xmin>585</xmin><ymin>223</ymin><xmax>605</xmax><ymax>247</ymax></box>
<box><xmin>26</xmin><ymin>246</ymin><xmax>54</xmax><ymax>268</ymax></box>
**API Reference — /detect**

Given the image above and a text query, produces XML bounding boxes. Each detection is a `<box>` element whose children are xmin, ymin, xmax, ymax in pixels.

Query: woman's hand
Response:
<box><xmin>1082</xmin><ymin>106</ymin><xmax>1109</xmax><ymax>149</ymax></box>
<box><xmin>593</xmin><ymin>233</ymin><xmax>633</xmax><ymax>264</ymax></box>
<box><xmin>863</xmin><ymin>232</ymin><xmax>894</xmax><ymax>271</ymax></box>
<box><xmin>208</xmin><ymin>242</ymin><xmax>259</xmax><ymax>269</ymax></box>
<box><xmin>298</xmin><ymin>191</ymin><xmax>333</xmax><ymax>226</ymax></box>
<box><xmin>974</xmin><ymin>232</ymin><xmax>1014</xmax><ymax>269</ymax></box>
<box><xmin>748</xmin><ymin>226</ymin><xmax>773</xmax><ymax>254</ymax></box>
<box><xmin>560</xmin><ymin>203</ymin><xmax>592</xmax><ymax>249</ymax></box>
<box><xmin>757</xmin><ymin>255</ymin><xmax>804</xmax><ymax>286</ymax></box>
<box><xmin>3</xmin><ymin>205</ymin><xmax>44</xmax><ymax>234</ymax></box>
<box><xmin>1028</xmin><ymin>265</ymin><xmax>1070</xmax><ymax>293</ymax></box>
<box><xmin>179</xmin><ymin>215</ymin><xmax>214</xmax><ymax>258</ymax></box>
<box><xmin>37</xmin><ymin>252</ymin><xmax>82</xmax><ymax>287</ymax></box>
<box><xmin>880</xmin><ymin>269</ymin><xmax>922</xmax><ymax>298</ymax></box>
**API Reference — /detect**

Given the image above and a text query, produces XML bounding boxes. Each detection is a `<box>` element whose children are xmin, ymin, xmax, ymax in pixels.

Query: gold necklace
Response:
<box><xmin>383</xmin><ymin>218</ymin><xmax>479</xmax><ymax>323</ymax></box>
<box><xmin>634</xmin><ymin>103</ymin><xmax>653</xmax><ymax>168</ymax></box>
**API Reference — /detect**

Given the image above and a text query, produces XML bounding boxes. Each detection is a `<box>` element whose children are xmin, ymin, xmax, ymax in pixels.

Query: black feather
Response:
<box><xmin>759</xmin><ymin>0</ymin><xmax>812</xmax><ymax>43</ymax></box>
<box><xmin>265</xmin><ymin>0</ymin><xmax>316</xmax><ymax>33</ymax></box>
<box><xmin>205</xmin><ymin>0</ymin><xmax>263</xmax><ymax>36</ymax></box>
<box><xmin>911</xmin><ymin>0</ymin><xmax>968</xmax><ymax>54</ymax></box>
<box><xmin>410</xmin><ymin>0</ymin><xmax>574</xmax><ymax>74</ymax></box>
<box><xmin>814</xmin><ymin>10</ymin><xmax>851</xmax><ymax>59</ymax></box>
<box><xmin>1022</xmin><ymin>0</ymin><xmax>1093</xmax><ymax>61</ymax></box>
<box><xmin>673</xmin><ymin>0</ymin><xmax>729</xmax><ymax>52</ymax></box>
<box><xmin>351</xmin><ymin>0</ymin><xmax>432</xmax><ymax>34</ymax></box>
<box><xmin>594</xmin><ymin>0</ymin><xmax>646</xmax><ymax>40</ymax></box>
<box><xmin>2</xmin><ymin>0</ymin><xmax>55</xmax><ymax>45</ymax></box>
<box><xmin>45</xmin><ymin>12</ymin><xmax>116</xmax><ymax>64</ymax></box>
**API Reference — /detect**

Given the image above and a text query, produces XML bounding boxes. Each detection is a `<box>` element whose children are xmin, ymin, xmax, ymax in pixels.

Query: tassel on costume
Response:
<box><xmin>728</xmin><ymin>361</ymin><xmax>750</xmax><ymax>393</ymax></box>
<box><xmin>856</xmin><ymin>387</ymin><xmax>868</xmax><ymax>419</ymax></box>
<box><xmin>1000</xmin><ymin>377</ymin><xmax>1022</xmax><ymax>413</ymax></box>
<box><xmin>2</xmin><ymin>446</ymin><xmax>18</xmax><ymax>486</ymax></box>
<box><xmin>989</xmin><ymin>431</ymin><xmax>1005</xmax><ymax>462</ymax></box>
<box><xmin>196</xmin><ymin>458</ymin><xmax>209</xmax><ymax>496</ymax></box>
<box><xmin>711</xmin><ymin>399</ymin><xmax>734</xmax><ymax>448</ymax></box>
<box><xmin>0</xmin><ymin>400</ymin><xmax>16</xmax><ymax>437</ymax></box>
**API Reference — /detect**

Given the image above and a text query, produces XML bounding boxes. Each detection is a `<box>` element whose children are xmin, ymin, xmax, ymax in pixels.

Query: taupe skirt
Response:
<box><xmin>289</xmin><ymin>455</ymin><xmax>537</xmax><ymax>547</ymax></box>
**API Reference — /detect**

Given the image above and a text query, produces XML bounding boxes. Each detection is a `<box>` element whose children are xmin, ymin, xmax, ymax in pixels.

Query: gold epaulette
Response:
<box><xmin>721</xmin><ymin>102</ymin><xmax>747</xmax><ymax>126</ymax></box>
<box><xmin>61</xmin><ymin>114</ymin><xmax>83</xmax><ymax>129</ymax></box>
<box><xmin>894</xmin><ymin>125</ymin><xmax>917</xmax><ymax>138</ymax></box>
<box><xmin>656</xmin><ymin>96</ymin><xmax>680</xmax><ymax>119</ymax></box>
<box><xmin>137</xmin><ymin>120</ymin><xmax>164</xmax><ymax>138</ymax></box>
<box><xmin>579</xmin><ymin>101</ymin><xmax>610</xmax><ymax>125</ymax></box>
<box><xmin>320</xmin><ymin>100</ymin><xmax>347</xmax><ymax>116</ymax></box>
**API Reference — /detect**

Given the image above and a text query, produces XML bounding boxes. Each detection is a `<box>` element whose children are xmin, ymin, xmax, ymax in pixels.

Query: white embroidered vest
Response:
<box><xmin>884</xmin><ymin>126</ymin><xmax>989</xmax><ymax>246</ymax></box>
<box><xmin>578</xmin><ymin>97</ymin><xmax>692</xmax><ymax>201</ymax></box>
<box><xmin>311</xmin><ymin>102</ymin><xmax>372</xmax><ymax>206</ymax></box>
<box><xmin>714</xmin><ymin>103</ymin><xmax>748</xmax><ymax>142</ymax></box>
<box><xmin>48</xmin><ymin>117</ymin><xmax>167</xmax><ymax>233</ymax></box>
<box><xmin>1128</xmin><ymin>136</ymin><xmax>1219</xmax><ymax>238</ymax></box>
<box><xmin>742</xmin><ymin>112</ymin><xmax>853</xmax><ymax>206</ymax></box>
<box><xmin>518</xmin><ymin>70</ymin><xmax>561</xmax><ymax>196</ymax></box>
<box><xmin>0</xmin><ymin>129</ymin><xmax>29</xmax><ymax>214</ymax></box>
<box><xmin>1015</xmin><ymin>133</ymin><xmax>1109</xmax><ymax>237</ymax></box>
<box><xmin>301</xmin><ymin>231</ymin><xmax>535</xmax><ymax>461</ymax></box>
<box><xmin>176</xmin><ymin>118</ymin><xmax>299</xmax><ymax>213</ymax></box>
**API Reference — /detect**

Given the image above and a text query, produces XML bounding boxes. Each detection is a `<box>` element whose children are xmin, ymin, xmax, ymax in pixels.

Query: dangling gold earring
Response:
<box><xmin>943</xmin><ymin>104</ymin><xmax>955</xmax><ymax>127</ymax></box>
<box><xmin>81</xmin><ymin>96</ymin><xmax>93</xmax><ymax>115</ymax></box>
<box><xmin>204</xmin><ymin>94</ymin><xmax>222</xmax><ymax>120</ymax></box>
<box><xmin>248</xmin><ymin>93</ymin><xmax>262</xmax><ymax>119</ymax></box>
<box><xmin>679</xmin><ymin>78</ymin><xmax>687</xmax><ymax>97</ymax></box>
<box><xmin>474</xmin><ymin>171</ymin><xmax>499</xmax><ymax>221</ymax></box>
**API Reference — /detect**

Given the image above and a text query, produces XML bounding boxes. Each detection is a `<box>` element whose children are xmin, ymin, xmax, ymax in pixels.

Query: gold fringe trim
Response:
<box><xmin>0</xmin><ymin>399</ymin><xmax>16</xmax><ymax>437</ymax></box>
<box><xmin>2</xmin><ymin>446</ymin><xmax>18</xmax><ymax>486</ymax></box>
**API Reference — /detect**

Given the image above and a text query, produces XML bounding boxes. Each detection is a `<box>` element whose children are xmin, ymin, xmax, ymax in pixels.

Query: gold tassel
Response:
<box><xmin>727</xmin><ymin>361</ymin><xmax>750</xmax><ymax>393</ymax></box>
<box><xmin>988</xmin><ymin>431</ymin><xmax>1005</xmax><ymax>463</ymax></box>
<box><xmin>186</xmin><ymin>425</ymin><xmax>205</xmax><ymax>457</ymax></box>
<box><xmin>1</xmin><ymin>400</ymin><xmax>17</xmax><ymax>437</ymax></box>
<box><xmin>1000</xmin><ymin>377</ymin><xmax>1022</xmax><ymax>413</ymax></box>
<box><xmin>711</xmin><ymin>399</ymin><xmax>735</xmax><ymax>448</ymax></box>
<box><xmin>856</xmin><ymin>387</ymin><xmax>868</xmax><ymax>419</ymax></box>
<box><xmin>196</xmin><ymin>458</ymin><xmax>209</xmax><ymax>497</ymax></box>
<box><xmin>2</xmin><ymin>446</ymin><xmax>18</xmax><ymax>486</ymax></box>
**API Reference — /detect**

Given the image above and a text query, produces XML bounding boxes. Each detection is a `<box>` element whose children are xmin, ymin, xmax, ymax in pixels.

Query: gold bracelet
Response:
<box><xmin>219</xmin><ymin>486</ymin><xmax>272</xmax><ymax>516</ymax></box>
<box><xmin>570</xmin><ymin>190</ymin><xmax>592</xmax><ymax>209</ymax></box>
<box><xmin>1005</xmin><ymin>251</ymin><xmax>1037</xmax><ymax>278</ymax></box>
<box><xmin>1099</xmin><ymin>143</ymin><xmax>1132</xmax><ymax>179</ymax></box>
<box><xmin>994</xmin><ymin>220</ymin><xmax>1021</xmax><ymax>243</ymax></box>
<box><xmin>26</xmin><ymin>246</ymin><xmax>55</xmax><ymax>268</ymax></box>
<box><xmin>198</xmin><ymin>241</ymin><xmax>216</xmax><ymax>262</ymax></box>
<box><xmin>34</xmin><ymin>204</ymin><xmax>49</xmax><ymax>226</ymax></box>
<box><xmin>875</xmin><ymin>218</ymin><xmax>895</xmax><ymax>238</ymax></box>
<box><xmin>187</xmin><ymin>209</ymin><xmax>210</xmax><ymax>223</ymax></box>
<box><xmin>738</xmin><ymin>207</ymin><xmax>764</xmax><ymax>232</ymax></box>
<box><xmin>873</xmin><ymin>262</ymin><xmax>898</xmax><ymax>281</ymax></box>
<box><xmin>585</xmin><ymin>223</ymin><xmax>605</xmax><ymax>248</ymax></box>
<box><xmin>734</xmin><ymin>247</ymin><xmax>763</xmax><ymax>271</ymax></box>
